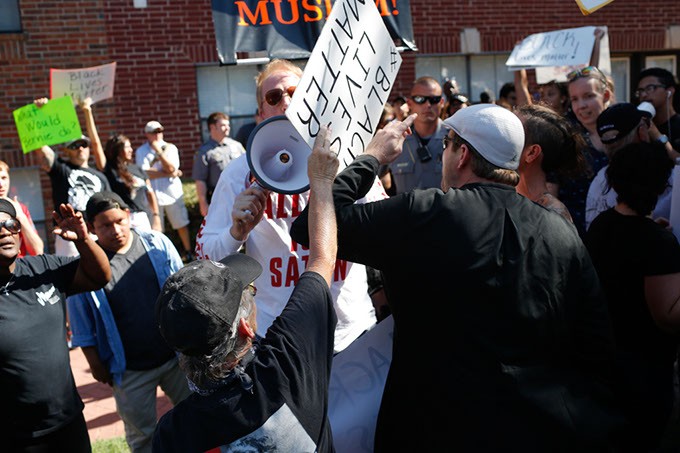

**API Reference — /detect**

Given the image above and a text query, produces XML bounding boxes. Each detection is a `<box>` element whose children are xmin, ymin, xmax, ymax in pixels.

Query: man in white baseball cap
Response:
<box><xmin>291</xmin><ymin>106</ymin><xmax>624</xmax><ymax>452</ymax></box>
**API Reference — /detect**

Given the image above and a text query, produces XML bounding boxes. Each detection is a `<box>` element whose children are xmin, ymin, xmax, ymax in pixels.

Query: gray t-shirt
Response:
<box><xmin>104</xmin><ymin>231</ymin><xmax>174</xmax><ymax>370</ymax></box>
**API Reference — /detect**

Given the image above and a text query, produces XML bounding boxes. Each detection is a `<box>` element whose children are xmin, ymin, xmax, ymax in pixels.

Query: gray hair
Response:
<box><xmin>178</xmin><ymin>287</ymin><xmax>256</xmax><ymax>387</ymax></box>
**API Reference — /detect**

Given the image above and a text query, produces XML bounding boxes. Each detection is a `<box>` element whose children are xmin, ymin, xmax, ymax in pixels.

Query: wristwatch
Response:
<box><xmin>658</xmin><ymin>134</ymin><xmax>669</xmax><ymax>145</ymax></box>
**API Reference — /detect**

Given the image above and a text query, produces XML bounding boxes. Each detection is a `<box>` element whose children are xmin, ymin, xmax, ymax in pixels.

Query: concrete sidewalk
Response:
<box><xmin>69</xmin><ymin>347</ymin><xmax>173</xmax><ymax>443</ymax></box>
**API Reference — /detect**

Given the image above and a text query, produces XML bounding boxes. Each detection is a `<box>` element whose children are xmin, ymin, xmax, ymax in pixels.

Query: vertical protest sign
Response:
<box><xmin>50</xmin><ymin>62</ymin><xmax>116</xmax><ymax>105</ymax></box>
<box><xmin>12</xmin><ymin>96</ymin><xmax>83</xmax><ymax>154</ymax></box>
<box><xmin>286</xmin><ymin>0</ymin><xmax>402</xmax><ymax>170</ymax></box>
<box><xmin>329</xmin><ymin>316</ymin><xmax>393</xmax><ymax>453</ymax></box>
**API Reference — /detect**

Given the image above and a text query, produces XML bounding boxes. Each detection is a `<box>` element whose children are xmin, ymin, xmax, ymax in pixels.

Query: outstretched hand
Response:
<box><xmin>365</xmin><ymin>113</ymin><xmax>417</xmax><ymax>165</ymax></box>
<box><xmin>307</xmin><ymin>124</ymin><xmax>339</xmax><ymax>186</ymax></box>
<box><xmin>52</xmin><ymin>203</ymin><xmax>89</xmax><ymax>242</ymax></box>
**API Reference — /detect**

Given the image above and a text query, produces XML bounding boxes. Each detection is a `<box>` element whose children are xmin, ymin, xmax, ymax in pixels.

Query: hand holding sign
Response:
<box><xmin>286</xmin><ymin>0</ymin><xmax>402</xmax><ymax>171</ymax></box>
<box><xmin>13</xmin><ymin>96</ymin><xmax>83</xmax><ymax>154</ymax></box>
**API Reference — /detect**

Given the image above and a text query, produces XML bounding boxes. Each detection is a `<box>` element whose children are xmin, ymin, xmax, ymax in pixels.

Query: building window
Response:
<box><xmin>0</xmin><ymin>0</ymin><xmax>22</xmax><ymax>33</ymax></box>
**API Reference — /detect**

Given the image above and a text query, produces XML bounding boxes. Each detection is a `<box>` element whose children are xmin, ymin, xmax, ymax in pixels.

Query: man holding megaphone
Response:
<box><xmin>195</xmin><ymin>59</ymin><xmax>385</xmax><ymax>354</ymax></box>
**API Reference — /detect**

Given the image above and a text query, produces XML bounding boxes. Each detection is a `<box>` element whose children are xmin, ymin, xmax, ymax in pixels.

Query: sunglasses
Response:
<box><xmin>634</xmin><ymin>84</ymin><xmax>666</xmax><ymax>98</ymax></box>
<box><xmin>150</xmin><ymin>129</ymin><xmax>164</xmax><ymax>134</ymax></box>
<box><xmin>0</xmin><ymin>218</ymin><xmax>20</xmax><ymax>235</ymax></box>
<box><xmin>442</xmin><ymin>135</ymin><xmax>452</xmax><ymax>151</ymax></box>
<box><xmin>264</xmin><ymin>86</ymin><xmax>296</xmax><ymax>106</ymax></box>
<box><xmin>411</xmin><ymin>95</ymin><xmax>442</xmax><ymax>105</ymax></box>
<box><xmin>566</xmin><ymin>66</ymin><xmax>607</xmax><ymax>85</ymax></box>
<box><xmin>67</xmin><ymin>141</ymin><xmax>88</xmax><ymax>150</ymax></box>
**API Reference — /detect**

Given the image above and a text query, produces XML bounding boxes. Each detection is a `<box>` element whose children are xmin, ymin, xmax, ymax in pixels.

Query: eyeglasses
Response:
<box><xmin>151</xmin><ymin>129</ymin><xmax>163</xmax><ymax>134</ymax></box>
<box><xmin>67</xmin><ymin>141</ymin><xmax>88</xmax><ymax>150</ymax></box>
<box><xmin>247</xmin><ymin>283</ymin><xmax>257</xmax><ymax>297</ymax></box>
<box><xmin>264</xmin><ymin>86</ymin><xmax>296</xmax><ymax>106</ymax></box>
<box><xmin>0</xmin><ymin>218</ymin><xmax>20</xmax><ymax>235</ymax></box>
<box><xmin>566</xmin><ymin>66</ymin><xmax>608</xmax><ymax>85</ymax></box>
<box><xmin>634</xmin><ymin>84</ymin><xmax>666</xmax><ymax>98</ymax></box>
<box><xmin>442</xmin><ymin>135</ymin><xmax>452</xmax><ymax>151</ymax></box>
<box><xmin>411</xmin><ymin>95</ymin><xmax>442</xmax><ymax>105</ymax></box>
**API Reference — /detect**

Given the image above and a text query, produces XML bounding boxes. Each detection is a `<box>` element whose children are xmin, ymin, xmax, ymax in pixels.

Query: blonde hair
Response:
<box><xmin>0</xmin><ymin>160</ymin><xmax>10</xmax><ymax>173</ymax></box>
<box><xmin>255</xmin><ymin>59</ymin><xmax>303</xmax><ymax>108</ymax></box>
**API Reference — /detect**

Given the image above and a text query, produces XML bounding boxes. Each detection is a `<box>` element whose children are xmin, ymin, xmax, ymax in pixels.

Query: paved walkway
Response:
<box><xmin>69</xmin><ymin>347</ymin><xmax>173</xmax><ymax>444</ymax></box>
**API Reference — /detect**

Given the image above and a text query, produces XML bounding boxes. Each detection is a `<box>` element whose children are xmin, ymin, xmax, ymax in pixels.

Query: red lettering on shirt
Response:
<box><xmin>284</xmin><ymin>256</ymin><xmax>301</xmax><ymax>286</ymax></box>
<box><xmin>270</xmin><ymin>257</ymin><xmax>282</xmax><ymax>286</ymax></box>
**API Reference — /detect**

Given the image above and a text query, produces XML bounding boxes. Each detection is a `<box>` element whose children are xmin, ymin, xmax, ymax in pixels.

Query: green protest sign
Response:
<box><xmin>12</xmin><ymin>96</ymin><xmax>83</xmax><ymax>154</ymax></box>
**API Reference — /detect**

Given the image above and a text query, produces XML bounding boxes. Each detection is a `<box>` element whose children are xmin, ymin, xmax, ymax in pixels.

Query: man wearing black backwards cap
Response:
<box><xmin>33</xmin><ymin>97</ymin><xmax>110</xmax><ymax>256</ymax></box>
<box><xmin>586</xmin><ymin>102</ymin><xmax>676</xmax><ymax>230</ymax></box>
<box><xmin>68</xmin><ymin>191</ymin><xmax>190</xmax><ymax>453</ymax></box>
<box><xmin>153</xmin><ymin>125</ymin><xmax>339</xmax><ymax>453</ymax></box>
<box><xmin>291</xmin><ymin>106</ymin><xmax>624</xmax><ymax>452</ymax></box>
<box><xmin>0</xmin><ymin>200</ymin><xmax>110</xmax><ymax>451</ymax></box>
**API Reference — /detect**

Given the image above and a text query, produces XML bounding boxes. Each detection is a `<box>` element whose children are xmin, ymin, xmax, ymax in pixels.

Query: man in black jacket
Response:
<box><xmin>291</xmin><ymin>105</ymin><xmax>624</xmax><ymax>452</ymax></box>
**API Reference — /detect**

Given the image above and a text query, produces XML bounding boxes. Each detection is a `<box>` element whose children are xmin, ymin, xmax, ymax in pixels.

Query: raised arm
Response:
<box><xmin>32</xmin><ymin>98</ymin><xmax>56</xmax><ymax>171</ymax></box>
<box><xmin>51</xmin><ymin>203</ymin><xmax>111</xmax><ymax>293</ymax></box>
<box><xmin>514</xmin><ymin>69</ymin><xmax>533</xmax><ymax>107</ymax></box>
<box><xmin>79</xmin><ymin>97</ymin><xmax>106</xmax><ymax>171</ymax></box>
<box><xmin>304</xmin><ymin>125</ymin><xmax>339</xmax><ymax>286</ymax></box>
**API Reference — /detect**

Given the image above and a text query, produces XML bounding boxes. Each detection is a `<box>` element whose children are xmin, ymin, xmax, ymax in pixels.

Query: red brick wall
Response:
<box><xmin>1</xmin><ymin>0</ymin><xmax>678</xmax><ymax>234</ymax></box>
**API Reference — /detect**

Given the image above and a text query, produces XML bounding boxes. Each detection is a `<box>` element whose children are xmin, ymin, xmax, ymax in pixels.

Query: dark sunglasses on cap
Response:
<box><xmin>0</xmin><ymin>218</ymin><xmax>20</xmax><ymax>235</ymax></box>
<box><xmin>151</xmin><ymin>129</ymin><xmax>164</xmax><ymax>134</ymax></box>
<box><xmin>67</xmin><ymin>141</ymin><xmax>89</xmax><ymax>150</ymax></box>
<box><xmin>264</xmin><ymin>86</ymin><xmax>296</xmax><ymax>106</ymax></box>
<box><xmin>411</xmin><ymin>95</ymin><xmax>442</xmax><ymax>105</ymax></box>
<box><xmin>566</xmin><ymin>66</ymin><xmax>607</xmax><ymax>85</ymax></box>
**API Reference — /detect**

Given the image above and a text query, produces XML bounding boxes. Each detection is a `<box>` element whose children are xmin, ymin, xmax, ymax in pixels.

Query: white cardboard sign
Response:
<box><xmin>506</xmin><ymin>26</ymin><xmax>598</xmax><ymax>70</ymax></box>
<box><xmin>50</xmin><ymin>62</ymin><xmax>116</xmax><ymax>105</ymax></box>
<box><xmin>329</xmin><ymin>315</ymin><xmax>393</xmax><ymax>453</ymax></box>
<box><xmin>286</xmin><ymin>0</ymin><xmax>402</xmax><ymax>169</ymax></box>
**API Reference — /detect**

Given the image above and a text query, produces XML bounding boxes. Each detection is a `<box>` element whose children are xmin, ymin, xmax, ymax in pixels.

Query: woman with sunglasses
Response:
<box><xmin>550</xmin><ymin>65</ymin><xmax>613</xmax><ymax>237</ymax></box>
<box><xmin>104</xmin><ymin>134</ymin><xmax>162</xmax><ymax>232</ymax></box>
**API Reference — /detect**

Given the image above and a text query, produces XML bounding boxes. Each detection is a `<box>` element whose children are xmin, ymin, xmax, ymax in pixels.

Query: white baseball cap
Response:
<box><xmin>442</xmin><ymin>104</ymin><xmax>524</xmax><ymax>170</ymax></box>
<box><xmin>144</xmin><ymin>120</ymin><xmax>164</xmax><ymax>133</ymax></box>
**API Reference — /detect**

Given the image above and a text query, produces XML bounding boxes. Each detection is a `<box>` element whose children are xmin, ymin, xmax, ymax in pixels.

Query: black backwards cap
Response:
<box><xmin>85</xmin><ymin>191</ymin><xmax>129</xmax><ymax>222</ymax></box>
<box><xmin>596</xmin><ymin>103</ymin><xmax>649</xmax><ymax>145</ymax></box>
<box><xmin>155</xmin><ymin>253</ymin><xmax>263</xmax><ymax>357</ymax></box>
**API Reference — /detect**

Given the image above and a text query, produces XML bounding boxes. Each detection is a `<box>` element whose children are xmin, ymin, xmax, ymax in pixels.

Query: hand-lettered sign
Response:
<box><xmin>286</xmin><ymin>0</ymin><xmax>402</xmax><ymax>169</ymax></box>
<box><xmin>13</xmin><ymin>96</ymin><xmax>83</xmax><ymax>154</ymax></box>
<box><xmin>50</xmin><ymin>62</ymin><xmax>116</xmax><ymax>105</ymax></box>
<box><xmin>506</xmin><ymin>26</ymin><xmax>599</xmax><ymax>70</ymax></box>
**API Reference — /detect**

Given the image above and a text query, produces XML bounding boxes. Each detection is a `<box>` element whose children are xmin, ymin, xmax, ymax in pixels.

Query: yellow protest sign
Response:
<box><xmin>575</xmin><ymin>0</ymin><xmax>615</xmax><ymax>15</ymax></box>
<box><xmin>12</xmin><ymin>96</ymin><xmax>83</xmax><ymax>154</ymax></box>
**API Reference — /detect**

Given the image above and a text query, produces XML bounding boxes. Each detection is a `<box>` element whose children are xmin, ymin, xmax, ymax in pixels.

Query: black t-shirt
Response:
<box><xmin>153</xmin><ymin>272</ymin><xmax>337</xmax><ymax>453</ymax></box>
<box><xmin>105</xmin><ymin>163</ymin><xmax>153</xmax><ymax>221</ymax></box>
<box><xmin>586</xmin><ymin>209</ymin><xmax>680</xmax><ymax>361</ymax></box>
<box><xmin>104</xmin><ymin>231</ymin><xmax>174</xmax><ymax>370</ymax></box>
<box><xmin>586</xmin><ymin>208</ymin><xmax>680</xmax><ymax>448</ymax></box>
<box><xmin>0</xmin><ymin>254</ymin><xmax>81</xmax><ymax>439</ymax></box>
<box><xmin>49</xmin><ymin>157</ymin><xmax>111</xmax><ymax>212</ymax></box>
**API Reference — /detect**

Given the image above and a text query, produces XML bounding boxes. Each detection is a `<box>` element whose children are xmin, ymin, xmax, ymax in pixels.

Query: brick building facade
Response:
<box><xmin>1</xmin><ymin>0</ymin><xmax>678</xmax><ymax>250</ymax></box>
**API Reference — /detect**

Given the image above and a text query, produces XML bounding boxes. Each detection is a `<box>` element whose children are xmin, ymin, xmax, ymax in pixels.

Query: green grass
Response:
<box><xmin>92</xmin><ymin>436</ymin><xmax>129</xmax><ymax>453</ymax></box>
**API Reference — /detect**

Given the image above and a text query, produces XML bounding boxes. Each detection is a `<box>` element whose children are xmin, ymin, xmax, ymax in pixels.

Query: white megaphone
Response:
<box><xmin>246</xmin><ymin>115</ymin><xmax>312</xmax><ymax>194</ymax></box>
